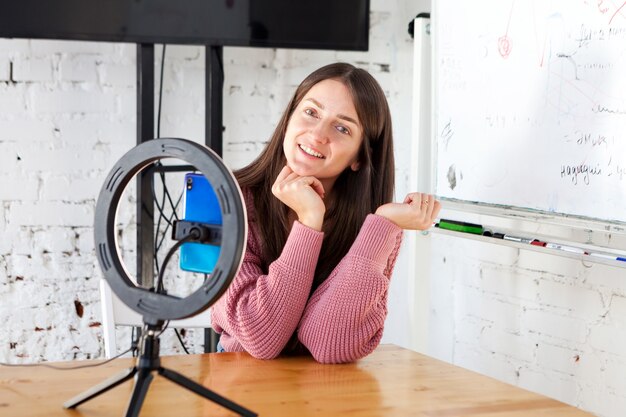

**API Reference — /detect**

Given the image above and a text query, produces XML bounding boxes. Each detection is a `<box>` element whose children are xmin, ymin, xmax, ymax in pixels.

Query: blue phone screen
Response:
<box><xmin>179</xmin><ymin>173</ymin><xmax>221</xmax><ymax>274</ymax></box>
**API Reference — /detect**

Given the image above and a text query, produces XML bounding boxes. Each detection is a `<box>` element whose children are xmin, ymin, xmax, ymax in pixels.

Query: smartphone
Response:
<box><xmin>179</xmin><ymin>173</ymin><xmax>222</xmax><ymax>274</ymax></box>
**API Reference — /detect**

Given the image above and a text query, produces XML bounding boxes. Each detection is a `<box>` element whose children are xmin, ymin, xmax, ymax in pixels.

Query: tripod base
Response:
<box><xmin>64</xmin><ymin>327</ymin><xmax>257</xmax><ymax>417</ymax></box>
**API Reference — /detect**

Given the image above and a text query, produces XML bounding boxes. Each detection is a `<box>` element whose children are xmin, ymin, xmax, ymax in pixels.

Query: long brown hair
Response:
<box><xmin>236</xmin><ymin>63</ymin><xmax>395</xmax><ymax>290</ymax></box>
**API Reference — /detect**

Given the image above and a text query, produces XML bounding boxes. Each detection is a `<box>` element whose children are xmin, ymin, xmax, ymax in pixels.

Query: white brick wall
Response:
<box><xmin>428</xmin><ymin>233</ymin><xmax>626</xmax><ymax>417</ymax></box>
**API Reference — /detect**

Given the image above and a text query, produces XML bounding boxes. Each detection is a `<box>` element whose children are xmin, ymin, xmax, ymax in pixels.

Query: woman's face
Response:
<box><xmin>283</xmin><ymin>79</ymin><xmax>364</xmax><ymax>192</ymax></box>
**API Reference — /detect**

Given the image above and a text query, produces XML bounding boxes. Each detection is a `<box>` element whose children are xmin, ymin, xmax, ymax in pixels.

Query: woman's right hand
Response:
<box><xmin>272</xmin><ymin>166</ymin><xmax>326</xmax><ymax>231</ymax></box>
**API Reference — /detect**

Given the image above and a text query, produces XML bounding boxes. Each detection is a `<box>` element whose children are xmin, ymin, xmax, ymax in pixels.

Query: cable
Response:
<box><xmin>155</xmin><ymin>190</ymin><xmax>183</xmax><ymax>255</ymax></box>
<box><xmin>157</xmin><ymin>44</ymin><xmax>166</xmax><ymax>139</ymax></box>
<box><xmin>153</xmin><ymin>44</ymin><xmax>168</xmax><ymax>275</ymax></box>
<box><xmin>155</xmin><ymin>233</ymin><xmax>197</xmax><ymax>294</ymax></box>
<box><xmin>0</xmin><ymin>347</ymin><xmax>133</xmax><ymax>370</ymax></box>
<box><xmin>174</xmin><ymin>329</ymin><xmax>191</xmax><ymax>354</ymax></box>
<box><xmin>150</xmin><ymin>43</ymin><xmax>193</xmax><ymax>356</ymax></box>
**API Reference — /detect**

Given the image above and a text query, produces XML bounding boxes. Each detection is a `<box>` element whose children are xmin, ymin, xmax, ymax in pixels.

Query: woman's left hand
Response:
<box><xmin>375</xmin><ymin>193</ymin><xmax>441</xmax><ymax>230</ymax></box>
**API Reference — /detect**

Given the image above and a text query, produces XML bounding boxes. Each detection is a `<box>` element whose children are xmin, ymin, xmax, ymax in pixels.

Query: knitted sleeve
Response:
<box><xmin>297</xmin><ymin>214</ymin><xmax>403</xmax><ymax>364</ymax></box>
<box><xmin>210</xmin><ymin>218</ymin><xmax>324</xmax><ymax>359</ymax></box>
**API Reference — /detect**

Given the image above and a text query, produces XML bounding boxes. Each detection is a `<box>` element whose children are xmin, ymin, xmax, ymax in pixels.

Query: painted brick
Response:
<box><xmin>12</xmin><ymin>57</ymin><xmax>54</xmax><ymax>82</ymax></box>
<box><xmin>30</xmin><ymin>39</ymin><xmax>114</xmax><ymax>55</ymax></box>
<box><xmin>603</xmin><ymin>356</ymin><xmax>626</xmax><ymax>396</ymax></box>
<box><xmin>0</xmin><ymin>118</ymin><xmax>55</xmax><ymax>143</ymax></box>
<box><xmin>96</xmin><ymin>121</ymin><xmax>135</xmax><ymax>145</ymax></box>
<box><xmin>160</xmin><ymin>93</ymin><xmax>202</xmax><ymax>116</ymax></box>
<box><xmin>0</xmin><ymin>178</ymin><xmax>39</xmax><ymax>201</ymax></box>
<box><xmin>31</xmin><ymin>227</ymin><xmax>77</xmax><ymax>254</ymax></box>
<box><xmin>479</xmin><ymin>326</ymin><xmax>535</xmax><ymax>363</ymax></box>
<box><xmin>453</xmin><ymin>342</ymin><xmax>520</xmax><ymax>386</ymax></box>
<box><xmin>608</xmin><ymin>294</ymin><xmax>626</xmax><ymax>324</ymax></box>
<box><xmin>179</xmin><ymin>67</ymin><xmax>206</xmax><ymax>90</ymax></box>
<box><xmin>517</xmin><ymin>366</ymin><xmax>578</xmax><ymax>406</ymax></box>
<box><xmin>0</xmin><ymin>86</ymin><xmax>26</xmax><ymax>113</ymax></box>
<box><xmin>55</xmin><ymin>119</ymin><xmax>107</xmax><ymax>146</ymax></box>
<box><xmin>517</xmin><ymin>248</ymin><xmax>586</xmax><ymax>278</ymax></box>
<box><xmin>32</xmin><ymin>90</ymin><xmax>116</xmax><ymax>114</ymax></box>
<box><xmin>40</xmin><ymin>175</ymin><xmax>100</xmax><ymax>202</ymax></box>
<box><xmin>59</xmin><ymin>55</ymin><xmax>99</xmax><ymax>83</ymax></box>
<box><xmin>0</xmin><ymin>39</ymin><xmax>30</xmax><ymax>55</ymax></box>
<box><xmin>480</xmin><ymin>266</ymin><xmax>539</xmax><ymax>301</ymax></box>
<box><xmin>585</xmin><ymin>264</ymin><xmax>626</xmax><ymax>294</ymax></box>
<box><xmin>536</xmin><ymin>342</ymin><xmax>584</xmax><ymax>375</ymax></box>
<box><xmin>99</xmin><ymin>62</ymin><xmax>135</xmax><ymax>87</ymax></box>
<box><xmin>589</xmin><ymin>323</ymin><xmax>626</xmax><ymax>355</ymax></box>
<box><xmin>160</xmin><ymin>116</ymin><xmax>204</xmax><ymax>143</ymax></box>
<box><xmin>427</xmin><ymin>253</ymin><xmax>456</xmax><ymax>362</ymax></box>
<box><xmin>0</xmin><ymin>58</ymin><xmax>9</xmax><ymax>81</ymax></box>
<box><xmin>165</xmin><ymin>45</ymin><xmax>203</xmax><ymax>61</ymax></box>
<box><xmin>15</xmin><ymin>146</ymin><xmax>110</xmax><ymax>173</ymax></box>
<box><xmin>578</xmin><ymin>387</ymin><xmax>626</xmax><ymax>417</ymax></box>
<box><xmin>74</xmin><ymin>227</ymin><xmax>95</xmax><ymax>254</ymax></box>
<box><xmin>456</xmin><ymin>286</ymin><xmax>523</xmax><ymax>333</ymax></box>
<box><xmin>455</xmin><ymin>316</ymin><xmax>487</xmax><ymax>344</ymax></box>
<box><xmin>537</xmin><ymin>279</ymin><xmax>606</xmax><ymax>319</ymax></box>
<box><xmin>115</xmin><ymin>90</ymin><xmax>137</xmax><ymax>121</ymax></box>
<box><xmin>0</xmin><ymin>227</ymin><xmax>34</xmax><ymax>255</ymax></box>
<box><xmin>522</xmin><ymin>308</ymin><xmax>588</xmax><ymax>343</ymax></box>
<box><xmin>224</xmin><ymin>46</ymin><xmax>275</xmax><ymax>67</ymax></box>
<box><xmin>8</xmin><ymin>201</ymin><xmax>93</xmax><ymax>227</ymax></box>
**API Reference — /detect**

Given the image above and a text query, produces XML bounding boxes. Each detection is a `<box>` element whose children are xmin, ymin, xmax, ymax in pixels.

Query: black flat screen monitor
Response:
<box><xmin>0</xmin><ymin>0</ymin><xmax>369</xmax><ymax>51</ymax></box>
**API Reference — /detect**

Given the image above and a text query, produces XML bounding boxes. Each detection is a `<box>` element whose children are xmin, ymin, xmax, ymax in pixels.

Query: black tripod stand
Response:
<box><xmin>64</xmin><ymin>322</ymin><xmax>257</xmax><ymax>417</ymax></box>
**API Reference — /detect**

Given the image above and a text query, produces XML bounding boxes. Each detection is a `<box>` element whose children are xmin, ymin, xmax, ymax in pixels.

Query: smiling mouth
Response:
<box><xmin>299</xmin><ymin>144</ymin><xmax>325</xmax><ymax>159</ymax></box>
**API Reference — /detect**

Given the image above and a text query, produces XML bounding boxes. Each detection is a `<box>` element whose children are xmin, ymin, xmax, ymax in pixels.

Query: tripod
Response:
<box><xmin>64</xmin><ymin>322</ymin><xmax>257</xmax><ymax>417</ymax></box>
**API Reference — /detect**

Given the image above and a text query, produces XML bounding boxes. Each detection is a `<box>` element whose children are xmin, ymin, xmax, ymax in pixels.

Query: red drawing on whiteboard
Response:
<box><xmin>498</xmin><ymin>36</ymin><xmax>512</xmax><ymax>58</ymax></box>
<box><xmin>499</xmin><ymin>0</ymin><xmax>516</xmax><ymax>59</ymax></box>
<box><xmin>609</xmin><ymin>1</ymin><xmax>626</xmax><ymax>24</ymax></box>
<box><xmin>597</xmin><ymin>0</ymin><xmax>609</xmax><ymax>13</ymax></box>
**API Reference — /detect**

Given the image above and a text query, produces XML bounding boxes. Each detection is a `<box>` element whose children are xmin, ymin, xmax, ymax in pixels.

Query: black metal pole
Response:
<box><xmin>205</xmin><ymin>45</ymin><xmax>224</xmax><ymax>352</ymax></box>
<box><xmin>206</xmin><ymin>45</ymin><xmax>224</xmax><ymax>154</ymax></box>
<box><xmin>136</xmin><ymin>43</ymin><xmax>155</xmax><ymax>289</ymax></box>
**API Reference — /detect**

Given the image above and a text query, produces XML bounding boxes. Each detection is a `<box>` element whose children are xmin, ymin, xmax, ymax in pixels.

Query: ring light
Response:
<box><xmin>94</xmin><ymin>138</ymin><xmax>247</xmax><ymax>325</ymax></box>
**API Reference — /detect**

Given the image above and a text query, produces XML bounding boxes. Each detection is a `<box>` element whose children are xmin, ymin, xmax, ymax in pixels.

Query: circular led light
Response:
<box><xmin>94</xmin><ymin>138</ymin><xmax>246</xmax><ymax>325</ymax></box>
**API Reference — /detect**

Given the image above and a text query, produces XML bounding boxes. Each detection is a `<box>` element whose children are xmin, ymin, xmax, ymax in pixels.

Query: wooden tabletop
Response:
<box><xmin>0</xmin><ymin>344</ymin><xmax>593</xmax><ymax>416</ymax></box>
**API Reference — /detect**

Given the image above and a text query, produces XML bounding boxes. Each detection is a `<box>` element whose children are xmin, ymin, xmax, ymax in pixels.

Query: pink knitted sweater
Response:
<box><xmin>211</xmin><ymin>191</ymin><xmax>403</xmax><ymax>364</ymax></box>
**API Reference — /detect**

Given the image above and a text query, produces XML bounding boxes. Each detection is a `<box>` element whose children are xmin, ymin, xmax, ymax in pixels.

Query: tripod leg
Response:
<box><xmin>64</xmin><ymin>367</ymin><xmax>137</xmax><ymax>409</ymax></box>
<box><xmin>125</xmin><ymin>369</ymin><xmax>155</xmax><ymax>417</ymax></box>
<box><xmin>160</xmin><ymin>367</ymin><xmax>257</xmax><ymax>417</ymax></box>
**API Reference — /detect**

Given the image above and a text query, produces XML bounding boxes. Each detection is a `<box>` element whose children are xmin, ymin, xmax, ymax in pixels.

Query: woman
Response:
<box><xmin>211</xmin><ymin>63</ymin><xmax>440</xmax><ymax>364</ymax></box>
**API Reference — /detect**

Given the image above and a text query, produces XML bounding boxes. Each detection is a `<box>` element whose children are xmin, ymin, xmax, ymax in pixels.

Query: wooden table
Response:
<box><xmin>0</xmin><ymin>345</ymin><xmax>593</xmax><ymax>416</ymax></box>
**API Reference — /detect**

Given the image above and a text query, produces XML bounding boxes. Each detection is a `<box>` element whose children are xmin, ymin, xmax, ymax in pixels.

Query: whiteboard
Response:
<box><xmin>434</xmin><ymin>0</ymin><xmax>626</xmax><ymax>223</ymax></box>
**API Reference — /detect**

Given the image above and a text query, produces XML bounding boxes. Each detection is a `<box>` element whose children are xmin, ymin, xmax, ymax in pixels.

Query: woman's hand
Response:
<box><xmin>375</xmin><ymin>193</ymin><xmax>441</xmax><ymax>230</ymax></box>
<box><xmin>272</xmin><ymin>166</ymin><xmax>326</xmax><ymax>231</ymax></box>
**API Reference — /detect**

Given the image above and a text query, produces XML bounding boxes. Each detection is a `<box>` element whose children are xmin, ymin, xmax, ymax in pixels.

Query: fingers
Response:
<box><xmin>276</xmin><ymin>165</ymin><xmax>293</xmax><ymax>182</ymax></box>
<box><xmin>404</xmin><ymin>192</ymin><xmax>441</xmax><ymax>228</ymax></box>
<box><xmin>404</xmin><ymin>193</ymin><xmax>433</xmax><ymax>210</ymax></box>
<box><xmin>307</xmin><ymin>177</ymin><xmax>326</xmax><ymax>198</ymax></box>
<box><xmin>273</xmin><ymin>165</ymin><xmax>325</xmax><ymax>198</ymax></box>
<box><xmin>431</xmin><ymin>200</ymin><xmax>442</xmax><ymax>221</ymax></box>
